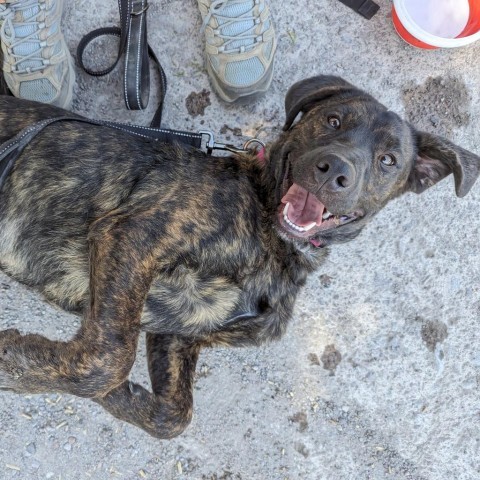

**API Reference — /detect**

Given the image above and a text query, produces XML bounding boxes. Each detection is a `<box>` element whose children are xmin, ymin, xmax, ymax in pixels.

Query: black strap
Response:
<box><xmin>0</xmin><ymin>116</ymin><xmax>203</xmax><ymax>192</ymax></box>
<box><xmin>97</xmin><ymin>119</ymin><xmax>203</xmax><ymax>147</ymax></box>
<box><xmin>0</xmin><ymin>118</ymin><xmax>67</xmax><ymax>190</ymax></box>
<box><xmin>336</xmin><ymin>0</ymin><xmax>380</xmax><ymax>19</ymax></box>
<box><xmin>77</xmin><ymin>0</ymin><xmax>166</xmax><ymax>128</ymax></box>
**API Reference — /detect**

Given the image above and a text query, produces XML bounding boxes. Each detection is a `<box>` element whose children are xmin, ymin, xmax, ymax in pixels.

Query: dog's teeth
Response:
<box><xmin>282</xmin><ymin>203</ymin><xmax>317</xmax><ymax>232</ymax></box>
<box><xmin>283</xmin><ymin>203</ymin><xmax>302</xmax><ymax>231</ymax></box>
<box><xmin>283</xmin><ymin>211</ymin><xmax>309</xmax><ymax>232</ymax></box>
<box><xmin>290</xmin><ymin>221</ymin><xmax>305</xmax><ymax>232</ymax></box>
<box><xmin>322</xmin><ymin>210</ymin><xmax>332</xmax><ymax>220</ymax></box>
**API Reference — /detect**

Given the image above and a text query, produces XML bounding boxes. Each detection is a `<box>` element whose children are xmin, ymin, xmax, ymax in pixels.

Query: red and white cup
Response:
<box><xmin>392</xmin><ymin>0</ymin><xmax>480</xmax><ymax>49</ymax></box>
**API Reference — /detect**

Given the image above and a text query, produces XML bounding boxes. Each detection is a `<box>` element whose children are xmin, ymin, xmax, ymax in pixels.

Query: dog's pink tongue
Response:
<box><xmin>281</xmin><ymin>183</ymin><xmax>325</xmax><ymax>226</ymax></box>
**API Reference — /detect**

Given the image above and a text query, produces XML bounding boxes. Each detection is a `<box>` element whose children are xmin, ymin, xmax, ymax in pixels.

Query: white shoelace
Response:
<box><xmin>201</xmin><ymin>0</ymin><xmax>264</xmax><ymax>54</ymax></box>
<box><xmin>0</xmin><ymin>0</ymin><xmax>52</xmax><ymax>74</ymax></box>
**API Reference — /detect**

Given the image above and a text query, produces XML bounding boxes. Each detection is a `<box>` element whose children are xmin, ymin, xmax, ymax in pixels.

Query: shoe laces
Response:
<box><xmin>201</xmin><ymin>0</ymin><xmax>265</xmax><ymax>54</ymax></box>
<box><xmin>0</xmin><ymin>0</ymin><xmax>56</xmax><ymax>74</ymax></box>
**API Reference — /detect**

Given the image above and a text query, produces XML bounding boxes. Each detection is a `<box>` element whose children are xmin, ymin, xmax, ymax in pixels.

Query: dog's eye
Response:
<box><xmin>327</xmin><ymin>116</ymin><xmax>341</xmax><ymax>129</ymax></box>
<box><xmin>380</xmin><ymin>154</ymin><xmax>396</xmax><ymax>167</ymax></box>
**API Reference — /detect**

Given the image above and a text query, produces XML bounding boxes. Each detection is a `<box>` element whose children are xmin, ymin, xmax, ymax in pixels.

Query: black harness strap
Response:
<box><xmin>0</xmin><ymin>116</ymin><xmax>203</xmax><ymax>192</ymax></box>
<box><xmin>336</xmin><ymin>0</ymin><xmax>380</xmax><ymax>19</ymax></box>
<box><xmin>77</xmin><ymin>0</ymin><xmax>166</xmax><ymax>128</ymax></box>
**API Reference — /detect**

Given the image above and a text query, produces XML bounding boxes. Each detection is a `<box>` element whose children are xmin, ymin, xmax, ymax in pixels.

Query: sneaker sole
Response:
<box><xmin>206</xmin><ymin>58</ymin><xmax>275</xmax><ymax>104</ymax></box>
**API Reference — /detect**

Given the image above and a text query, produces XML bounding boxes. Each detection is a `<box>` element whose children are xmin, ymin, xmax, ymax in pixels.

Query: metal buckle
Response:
<box><xmin>199</xmin><ymin>130</ymin><xmax>265</xmax><ymax>155</ymax></box>
<box><xmin>199</xmin><ymin>130</ymin><xmax>216</xmax><ymax>154</ymax></box>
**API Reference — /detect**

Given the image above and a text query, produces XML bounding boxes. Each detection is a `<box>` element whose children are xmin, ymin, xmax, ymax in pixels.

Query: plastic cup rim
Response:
<box><xmin>393</xmin><ymin>0</ymin><xmax>480</xmax><ymax>48</ymax></box>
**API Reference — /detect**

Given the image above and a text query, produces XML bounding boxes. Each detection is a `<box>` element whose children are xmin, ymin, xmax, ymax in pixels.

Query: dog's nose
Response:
<box><xmin>316</xmin><ymin>156</ymin><xmax>355</xmax><ymax>192</ymax></box>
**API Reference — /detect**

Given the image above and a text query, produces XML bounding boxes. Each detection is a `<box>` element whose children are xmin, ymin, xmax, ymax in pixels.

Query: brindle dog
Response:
<box><xmin>0</xmin><ymin>76</ymin><xmax>478</xmax><ymax>438</ymax></box>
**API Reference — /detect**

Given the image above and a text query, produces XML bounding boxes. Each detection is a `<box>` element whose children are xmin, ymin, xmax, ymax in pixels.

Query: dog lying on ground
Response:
<box><xmin>0</xmin><ymin>76</ymin><xmax>478</xmax><ymax>438</ymax></box>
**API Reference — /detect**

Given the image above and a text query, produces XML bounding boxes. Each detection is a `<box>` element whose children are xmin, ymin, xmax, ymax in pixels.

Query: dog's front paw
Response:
<box><xmin>0</xmin><ymin>328</ymin><xmax>25</xmax><ymax>391</ymax></box>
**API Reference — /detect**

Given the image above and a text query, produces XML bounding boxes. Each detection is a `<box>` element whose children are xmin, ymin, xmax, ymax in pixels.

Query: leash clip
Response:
<box><xmin>243</xmin><ymin>138</ymin><xmax>265</xmax><ymax>152</ymax></box>
<box><xmin>199</xmin><ymin>130</ymin><xmax>265</xmax><ymax>155</ymax></box>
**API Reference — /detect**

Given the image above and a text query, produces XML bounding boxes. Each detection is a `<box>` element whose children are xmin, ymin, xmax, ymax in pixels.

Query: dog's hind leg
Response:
<box><xmin>0</xmin><ymin>208</ymin><xmax>161</xmax><ymax>398</ymax></box>
<box><xmin>93</xmin><ymin>334</ymin><xmax>200</xmax><ymax>439</ymax></box>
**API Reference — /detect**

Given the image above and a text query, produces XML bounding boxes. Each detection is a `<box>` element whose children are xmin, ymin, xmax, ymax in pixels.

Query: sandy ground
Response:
<box><xmin>1</xmin><ymin>0</ymin><xmax>479</xmax><ymax>479</ymax></box>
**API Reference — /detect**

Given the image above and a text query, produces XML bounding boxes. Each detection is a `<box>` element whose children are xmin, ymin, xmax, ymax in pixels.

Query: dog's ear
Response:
<box><xmin>283</xmin><ymin>76</ymin><xmax>356</xmax><ymax>131</ymax></box>
<box><xmin>408</xmin><ymin>131</ymin><xmax>480</xmax><ymax>198</ymax></box>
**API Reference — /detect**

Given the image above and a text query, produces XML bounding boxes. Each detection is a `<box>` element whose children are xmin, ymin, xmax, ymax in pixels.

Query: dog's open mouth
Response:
<box><xmin>276</xmin><ymin>163</ymin><xmax>362</xmax><ymax>247</ymax></box>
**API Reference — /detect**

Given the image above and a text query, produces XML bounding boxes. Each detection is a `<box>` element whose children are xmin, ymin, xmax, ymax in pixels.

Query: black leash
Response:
<box><xmin>0</xmin><ymin>117</ymin><xmax>67</xmax><ymax>190</ymax></box>
<box><xmin>0</xmin><ymin>116</ymin><xmax>265</xmax><ymax>192</ymax></box>
<box><xmin>77</xmin><ymin>0</ymin><xmax>166</xmax><ymax>128</ymax></box>
<box><xmin>76</xmin><ymin>0</ymin><xmax>256</xmax><ymax>153</ymax></box>
<box><xmin>0</xmin><ymin>116</ymin><xmax>202</xmax><ymax>190</ymax></box>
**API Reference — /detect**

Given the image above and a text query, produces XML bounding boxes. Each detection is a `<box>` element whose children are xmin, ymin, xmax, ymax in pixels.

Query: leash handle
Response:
<box><xmin>76</xmin><ymin>0</ymin><xmax>167</xmax><ymax>128</ymax></box>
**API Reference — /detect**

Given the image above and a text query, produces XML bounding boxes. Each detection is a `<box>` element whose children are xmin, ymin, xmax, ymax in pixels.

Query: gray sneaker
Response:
<box><xmin>197</xmin><ymin>0</ymin><xmax>277</xmax><ymax>103</ymax></box>
<box><xmin>0</xmin><ymin>0</ymin><xmax>75</xmax><ymax>109</ymax></box>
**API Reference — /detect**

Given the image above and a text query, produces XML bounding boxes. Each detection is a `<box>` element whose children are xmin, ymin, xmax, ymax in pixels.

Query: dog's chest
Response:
<box><xmin>140</xmin><ymin>256</ymin><xmax>305</xmax><ymax>337</ymax></box>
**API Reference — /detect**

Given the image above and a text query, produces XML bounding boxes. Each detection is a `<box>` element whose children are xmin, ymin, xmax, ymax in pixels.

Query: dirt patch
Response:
<box><xmin>319</xmin><ymin>274</ymin><xmax>333</xmax><ymax>287</ymax></box>
<box><xmin>220</xmin><ymin>124</ymin><xmax>243</xmax><ymax>137</ymax></box>
<box><xmin>308</xmin><ymin>353</ymin><xmax>320</xmax><ymax>366</ymax></box>
<box><xmin>421</xmin><ymin>320</ymin><xmax>448</xmax><ymax>352</ymax></box>
<box><xmin>321</xmin><ymin>344</ymin><xmax>342</xmax><ymax>374</ymax></box>
<box><xmin>186</xmin><ymin>89</ymin><xmax>211</xmax><ymax>117</ymax></box>
<box><xmin>202</xmin><ymin>472</ymin><xmax>243</xmax><ymax>480</ymax></box>
<box><xmin>294</xmin><ymin>442</ymin><xmax>310</xmax><ymax>458</ymax></box>
<box><xmin>402</xmin><ymin>76</ymin><xmax>471</xmax><ymax>138</ymax></box>
<box><xmin>289</xmin><ymin>411</ymin><xmax>308</xmax><ymax>432</ymax></box>
<box><xmin>196</xmin><ymin>363</ymin><xmax>211</xmax><ymax>378</ymax></box>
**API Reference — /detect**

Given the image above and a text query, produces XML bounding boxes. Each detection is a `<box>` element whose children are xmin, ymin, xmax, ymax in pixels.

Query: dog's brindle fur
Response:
<box><xmin>0</xmin><ymin>76</ymin><xmax>478</xmax><ymax>438</ymax></box>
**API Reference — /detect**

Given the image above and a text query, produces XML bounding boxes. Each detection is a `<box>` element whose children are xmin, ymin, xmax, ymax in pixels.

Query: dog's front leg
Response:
<box><xmin>94</xmin><ymin>334</ymin><xmax>200</xmax><ymax>439</ymax></box>
<box><xmin>0</xmin><ymin>211</ymin><xmax>159</xmax><ymax>397</ymax></box>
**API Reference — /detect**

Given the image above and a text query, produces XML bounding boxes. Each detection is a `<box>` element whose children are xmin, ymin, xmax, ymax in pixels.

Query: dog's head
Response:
<box><xmin>267</xmin><ymin>75</ymin><xmax>480</xmax><ymax>248</ymax></box>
